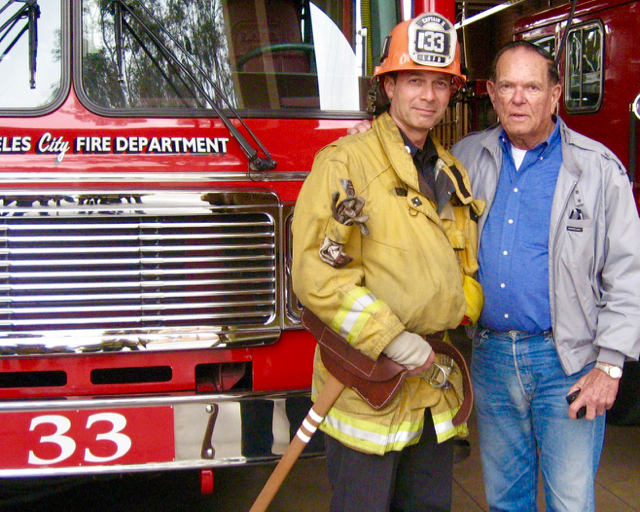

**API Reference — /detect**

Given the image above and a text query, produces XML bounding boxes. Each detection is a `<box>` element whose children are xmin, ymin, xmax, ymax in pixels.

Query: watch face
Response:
<box><xmin>610</xmin><ymin>366</ymin><xmax>623</xmax><ymax>378</ymax></box>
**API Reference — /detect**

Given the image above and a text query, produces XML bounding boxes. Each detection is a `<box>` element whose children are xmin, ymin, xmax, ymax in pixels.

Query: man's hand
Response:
<box><xmin>407</xmin><ymin>349</ymin><xmax>436</xmax><ymax>376</ymax></box>
<box><xmin>567</xmin><ymin>366</ymin><xmax>620</xmax><ymax>420</ymax></box>
<box><xmin>347</xmin><ymin>120</ymin><xmax>373</xmax><ymax>135</ymax></box>
<box><xmin>383</xmin><ymin>331</ymin><xmax>433</xmax><ymax>374</ymax></box>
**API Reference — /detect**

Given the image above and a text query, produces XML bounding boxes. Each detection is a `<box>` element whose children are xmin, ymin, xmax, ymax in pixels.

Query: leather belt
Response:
<box><xmin>301</xmin><ymin>308</ymin><xmax>473</xmax><ymax>426</ymax></box>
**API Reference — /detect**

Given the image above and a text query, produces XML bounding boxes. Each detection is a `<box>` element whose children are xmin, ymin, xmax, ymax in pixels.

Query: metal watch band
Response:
<box><xmin>595</xmin><ymin>362</ymin><xmax>623</xmax><ymax>379</ymax></box>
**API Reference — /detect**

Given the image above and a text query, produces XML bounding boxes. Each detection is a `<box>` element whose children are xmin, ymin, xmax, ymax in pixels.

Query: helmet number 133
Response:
<box><xmin>416</xmin><ymin>30</ymin><xmax>448</xmax><ymax>54</ymax></box>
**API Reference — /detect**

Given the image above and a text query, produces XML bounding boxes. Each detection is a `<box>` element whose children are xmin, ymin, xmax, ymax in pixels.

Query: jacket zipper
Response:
<box><xmin>548</xmin><ymin>177</ymin><xmax>578</xmax><ymax>374</ymax></box>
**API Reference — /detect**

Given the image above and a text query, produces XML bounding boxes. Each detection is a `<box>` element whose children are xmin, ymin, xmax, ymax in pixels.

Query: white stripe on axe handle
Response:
<box><xmin>249</xmin><ymin>375</ymin><xmax>345</xmax><ymax>512</ymax></box>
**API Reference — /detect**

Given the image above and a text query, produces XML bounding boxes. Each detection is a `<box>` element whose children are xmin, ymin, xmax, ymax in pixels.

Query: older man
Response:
<box><xmin>292</xmin><ymin>13</ymin><xmax>483</xmax><ymax>512</ymax></box>
<box><xmin>452</xmin><ymin>41</ymin><xmax>640</xmax><ymax>512</ymax></box>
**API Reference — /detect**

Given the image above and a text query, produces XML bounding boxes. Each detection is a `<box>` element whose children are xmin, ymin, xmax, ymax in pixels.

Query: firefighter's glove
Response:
<box><xmin>383</xmin><ymin>331</ymin><xmax>433</xmax><ymax>371</ymax></box>
<box><xmin>319</xmin><ymin>236</ymin><xmax>353</xmax><ymax>268</ymax></box>
<box><xmin>461</xmin><ymin>275</ymin><xmax>484</xmax><ymax>326</ymax></box>
<box><xmin>331</xmin><ymin>192</ymin><xmax>370</xmax><ymax>236</ymax></box>
<box><xmin>319</xmin><ymin>181</ymin><xmax>368</xmax><ymax>268</ymax></box>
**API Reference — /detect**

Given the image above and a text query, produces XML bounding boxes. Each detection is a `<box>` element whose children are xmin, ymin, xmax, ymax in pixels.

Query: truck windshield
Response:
<box><xmin>0</xmin><ymin>0</ymin><xmax>62</xmax><ymax>110</ymax></box>
<box><xmin>81</xmin><ymin>0</ymin><xmax>365</xmax><ymax>113</ymax></box>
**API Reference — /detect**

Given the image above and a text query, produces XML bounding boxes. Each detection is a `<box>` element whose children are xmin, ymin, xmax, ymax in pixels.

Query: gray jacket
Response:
<box><xmin>451</xmin><ymin>119</ymin><xmax>640</xmax><ymax>375</ymax></box>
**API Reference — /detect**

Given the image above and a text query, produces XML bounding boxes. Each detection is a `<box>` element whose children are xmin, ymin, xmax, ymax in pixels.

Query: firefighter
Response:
<box><xmin>292</xmin><ymin>13</ymin><xmax>484</xmax><ymax>512</ymax></box>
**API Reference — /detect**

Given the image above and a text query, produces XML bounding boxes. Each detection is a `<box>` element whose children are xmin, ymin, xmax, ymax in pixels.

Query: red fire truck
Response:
<box><xmin>0</xmin><ymin>0</ymin><xmax>448</xmax><ymax>493</ymax></box>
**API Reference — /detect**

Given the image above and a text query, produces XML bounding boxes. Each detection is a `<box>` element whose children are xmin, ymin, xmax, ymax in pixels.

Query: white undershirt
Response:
<box><xmin>511</xmin><ymin>146</ymin><xmax>527</xmax><ymax>170</ymax></box>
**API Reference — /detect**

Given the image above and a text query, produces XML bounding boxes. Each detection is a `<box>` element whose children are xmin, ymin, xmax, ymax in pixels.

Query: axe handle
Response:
<box><xmin>249</xmin><ymin>374</ymin><xmax>345</xmax><ymax>512</ymax></box>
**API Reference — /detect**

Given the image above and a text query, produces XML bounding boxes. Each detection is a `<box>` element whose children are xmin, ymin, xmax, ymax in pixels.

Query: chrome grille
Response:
<box><xmin>0</xmin><ymin>191</ymin><xmax>281</xmax><ymax>353</ymax></box>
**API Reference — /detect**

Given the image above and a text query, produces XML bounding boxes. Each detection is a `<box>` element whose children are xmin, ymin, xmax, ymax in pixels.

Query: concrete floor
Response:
<box><xmin>452</xmin><ymin>414</ymin><xmax>640</xmax><ymax>511</ymax></box>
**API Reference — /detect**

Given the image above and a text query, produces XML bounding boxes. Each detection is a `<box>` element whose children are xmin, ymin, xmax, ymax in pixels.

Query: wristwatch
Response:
<box><xmin>595</xmin><ymin>362</ymin><xmax>623</xmax><ymax>379</ymax></box>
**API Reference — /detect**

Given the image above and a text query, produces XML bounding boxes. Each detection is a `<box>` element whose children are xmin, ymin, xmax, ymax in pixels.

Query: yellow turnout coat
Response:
<box><xmin>292</xmin><ymin>113</ymin><xmax>483</xmax><ymax>455</ymax></box>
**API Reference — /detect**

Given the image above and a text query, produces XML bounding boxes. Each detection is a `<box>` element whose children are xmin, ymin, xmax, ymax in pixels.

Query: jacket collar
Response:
<box><xmin>374</xmin><ymin>112</ymin><xmax>421</xmax><ymax>190</ymax></box>
<box><xmin>374</xmin><ymin>112</ymin><xmax>474</xmax><ymax>205</ymax></box>
<box><xmin>479</xmin><ymin>117</ymin><xmax>583</xmax><ymax>180</ymax></box>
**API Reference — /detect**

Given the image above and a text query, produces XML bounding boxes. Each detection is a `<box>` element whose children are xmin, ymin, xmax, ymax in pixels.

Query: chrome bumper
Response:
<box><xmin>0</xmin><ymin>390</ymin><xmax>324</xmax><ymax>478</ymax></box>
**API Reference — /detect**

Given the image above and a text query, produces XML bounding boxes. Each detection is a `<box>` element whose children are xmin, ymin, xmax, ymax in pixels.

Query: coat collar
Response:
<box><xmin>479</xmin><ymin>117</ymin><xmax>583</xmax><ymax>181</ymax></box>
<box><xmin>373</xmin><ymin>112</ymin><xmax>474</xmax><ymax>206</ymax></box>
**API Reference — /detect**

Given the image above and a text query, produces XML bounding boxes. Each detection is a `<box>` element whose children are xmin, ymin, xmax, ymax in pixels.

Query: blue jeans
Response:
<box><xmin>472</xmin><ymin>328</ymin><xmax>606</xmax><ymax>512</ymax></box>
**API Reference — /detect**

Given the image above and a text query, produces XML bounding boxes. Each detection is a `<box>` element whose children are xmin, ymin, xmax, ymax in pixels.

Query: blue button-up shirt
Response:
<box><xmin>478</xmin><ymin>121</ymin><xmax>562</xmax><ymax>333</ymax></box>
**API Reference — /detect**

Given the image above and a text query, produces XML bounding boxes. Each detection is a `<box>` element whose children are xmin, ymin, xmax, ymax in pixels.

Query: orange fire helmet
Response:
<box><xmin>373</xmin><ymin>12</ymin><xmax>466</xmax><ymax>93</ymax></box>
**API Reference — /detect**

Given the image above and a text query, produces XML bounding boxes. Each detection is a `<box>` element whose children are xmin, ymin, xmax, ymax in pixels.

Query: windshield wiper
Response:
<box><xmin>0</xmin><ymin>0</ymin><xmax>39</xmax><ymax>89</ymax></box>
<box><xmin>111</xmin><ymin>0</ymin><xmax>277</xmax><ymax>175</ymax></box>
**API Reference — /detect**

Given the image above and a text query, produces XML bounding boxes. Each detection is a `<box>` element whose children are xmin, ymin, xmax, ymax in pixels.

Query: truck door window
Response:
<box><xmin>0</xmin><ymin>0</ymin><xmax>65</xmax><ymax>112</ymax></box>
<box><xmin>81</xmin><ymin>0</ymin><xmax>236</xmax><ymax>111</ymax></box>
<box><xmin>80</xmin><ymin>0</ymin><xmax>373</xmax><ymax>114</ymax></box>
<box><xmin>565</xmin><ymin>21</ymin><xmax>603</xmax><ymax>113</ymax></box>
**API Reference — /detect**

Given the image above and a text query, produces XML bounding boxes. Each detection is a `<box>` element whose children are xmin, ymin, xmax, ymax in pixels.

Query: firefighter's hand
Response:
<box><xmin>567</xmin><ymin>367</ymin><xmax>620</xmax><ymax>420</ymax></box>
<box><xmin>347</xmin><ymin>120</ymin><xmax>373</xmax><ymax>135</ymax></box>
<box><xmin>407</xmin><ymin>349</ymin><xmax>436</xmax><ymax>376</ymax></box>
<box><xmin>383</xmin><ymin>331</ymin><xmax>433</xmax><ymax>373</ymax></box>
